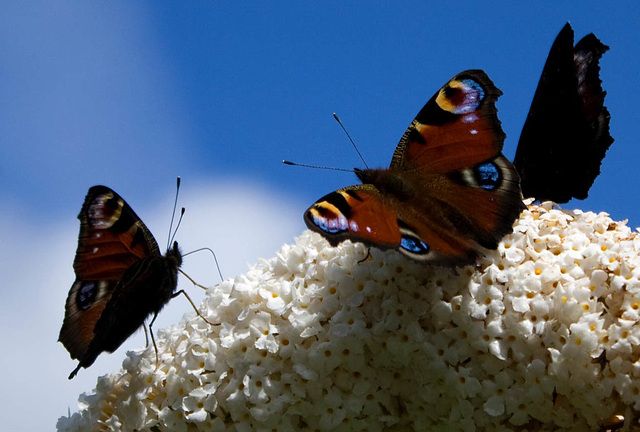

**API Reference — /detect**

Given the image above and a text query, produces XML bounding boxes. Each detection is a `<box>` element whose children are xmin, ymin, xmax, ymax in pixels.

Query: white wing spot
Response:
<box><xmin>462</xmin><ymin>113</ymin><xmax>478</xmax><ymax>123</ymax></box>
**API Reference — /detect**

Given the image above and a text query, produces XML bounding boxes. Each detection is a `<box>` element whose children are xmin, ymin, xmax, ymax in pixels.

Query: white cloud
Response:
<box><xmin>0</xmin><ymin>180</ymin><xmax>304</xmax><ymax>431</ymax></box>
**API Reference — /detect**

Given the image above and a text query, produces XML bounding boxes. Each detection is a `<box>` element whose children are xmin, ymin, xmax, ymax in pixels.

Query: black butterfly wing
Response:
<box><xmin>514</xmin><ymin>23</ymin><xmax>613</xmax><ymax>203</ymax></box>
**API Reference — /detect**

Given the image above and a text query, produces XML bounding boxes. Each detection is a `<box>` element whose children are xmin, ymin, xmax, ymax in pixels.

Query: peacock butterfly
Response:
<box><xmin>59</xmin><ymin>185</ymin><xmax>189</xmax><ymax>379</ymax></box>
<box><xmin>304</xmin><ymin>70</ymin><xmax>525</xmax><ymax>265</ymax></box>
<box><xmin>514</xmin><ymin>23</ymin><xmax>613</xmax><ymax>203</ymax></box>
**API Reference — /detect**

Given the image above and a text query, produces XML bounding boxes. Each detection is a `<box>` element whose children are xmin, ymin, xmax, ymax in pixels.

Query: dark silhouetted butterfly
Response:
<box><xmin>59</xmin><ymin>185</ymin><xmax>201</xmax><ymax>379</ymax></box>
<box><xmin>514</xmin><ymin>23</ymin><xmax>613</xmax><ymax>203</ymax></box>
<box><xmin>304</xmin><ymin>70</ymin><xmax>525</xmax><ymax>265</ymax></box>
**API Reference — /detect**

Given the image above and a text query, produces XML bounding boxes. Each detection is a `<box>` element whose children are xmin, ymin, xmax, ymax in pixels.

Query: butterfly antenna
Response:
<box><xmin>182</xmin><ymin>247</ymin><xmax>224</xmax><ymax>282</ymax></box>
<box><xmin>333</xmin><ymin>113</ymin><xmax>369</xmax><ymax>169</ymax></box>
<box><xmin>167</xmin><ymin>176</ymin><xmax>181</xmax><ymax>250</ymax></box>
<box><xmin>169</xmin><ymin>207</ymin><xmax>185</xmax><ymax>248</ymax></box>
<box><xmin>282</xmin><ymin>160</ymin><xmax>354</xmax><ymax>172</ymax></box>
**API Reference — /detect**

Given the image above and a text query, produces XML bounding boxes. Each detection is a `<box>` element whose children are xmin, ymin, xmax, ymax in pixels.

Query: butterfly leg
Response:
<box><xmin>68</xmin><ymin>363</ymin><xmax>82</xmax><ymax>380</ymax></box>
<box><xmin>143</xmin><ymin>323</ymin><xmax>150</xmax><ymax>347</ymax></box>
<box><xmin>148</xmin><ymin>312</ymin><xmax>160</xmax><ymax>368</ymax></box>
<box><xmin>172</xmin><ymin>289</ymin><xmax>218</xmax><ymax>326</ymax></box>
<box><xmin>178</xmin><ymin>269</ymin><xmax>209</xmax><ymax>291</ymax></box>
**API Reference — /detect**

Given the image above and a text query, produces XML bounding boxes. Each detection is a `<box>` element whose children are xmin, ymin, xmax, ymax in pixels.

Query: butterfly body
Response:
<box><xmin>59</xmin><ymin>186</ymin><xmax>182</xmax><ymax>378</ymax></box>
<box><xmin>305</xmin><ymin>71</ymin><xmax>524</xmax><ymax>265</ymax></box>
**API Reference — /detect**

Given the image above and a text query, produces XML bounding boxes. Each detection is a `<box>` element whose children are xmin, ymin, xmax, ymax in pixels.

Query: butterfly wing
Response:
<box><xmin>305</xmin><ymin>184</ymin><xmax>402</xmax><ymax>249</ymax></box>
<box><xmin>59</xmin><ymin>186</ymin><xmax>161</xmax><ymax>361</ymax></box>
<box><xmin>390</xmin><ymin>70</ymin><xmax>506</xmax><ymax>172</ymax></box>
<box><xmin>305</xmin><ymin>71</ymin><xmax>524</xmax><ymax>264</ymax></box>
<box><xmin>388</xmin><ymin>70</ymin><xmax>523</xmax><ymax>261</ymax></box>
<box><xmin>305</xmin><ymin>183</ymin><xmax>494</xmax><ymax>264</ymax></box>
<box><xmin>514</xmin><ymin>23</ymin><xmax>613</xmax><ymax>203</ymax></box>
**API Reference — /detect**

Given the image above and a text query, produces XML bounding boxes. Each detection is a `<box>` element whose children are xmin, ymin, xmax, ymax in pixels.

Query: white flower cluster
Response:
<box><xmin>58</xmin><ymin>203</ymin><xmax>640</xmax><ymax>432</ymax></box>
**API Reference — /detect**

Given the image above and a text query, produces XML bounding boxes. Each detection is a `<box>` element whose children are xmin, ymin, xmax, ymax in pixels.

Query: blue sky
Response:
<box><xmin>1</xmin><ymin>2</ymin><xmax>639</xmax><ymax>430</ymax></box>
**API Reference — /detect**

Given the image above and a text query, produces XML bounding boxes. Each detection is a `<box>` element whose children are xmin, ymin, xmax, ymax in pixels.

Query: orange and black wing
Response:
<box><xmin>59</xmin><ymin>186</ymin><xmax>160</xmax><ymax>361</ymax></box>
<box><xmin>391</xmin><ymin>70</ymin><xmax>506</xmax><ymax>172</ymax></box>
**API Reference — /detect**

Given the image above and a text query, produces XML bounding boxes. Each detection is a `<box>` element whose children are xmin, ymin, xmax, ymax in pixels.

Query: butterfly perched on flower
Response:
<box><xmin>59</xmin><ymin>185</ymin><xmax>203</xmax><ymax>379</ymax></box>
<box><xmin>304</xmin><ymin>70</ymin><xmax>525</xmax><ymax>265</ymax></box>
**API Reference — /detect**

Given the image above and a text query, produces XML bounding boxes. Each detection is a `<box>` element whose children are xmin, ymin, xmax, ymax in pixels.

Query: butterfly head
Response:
<box><xmin>353</xmin><ymin>167</ymin><xmax>371</xmax><ymax>184</ymax></box>
<box><xmin>166</xmin><ymin>241</ymin><xmax>183</xmax><ymax>268</ymax></box>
